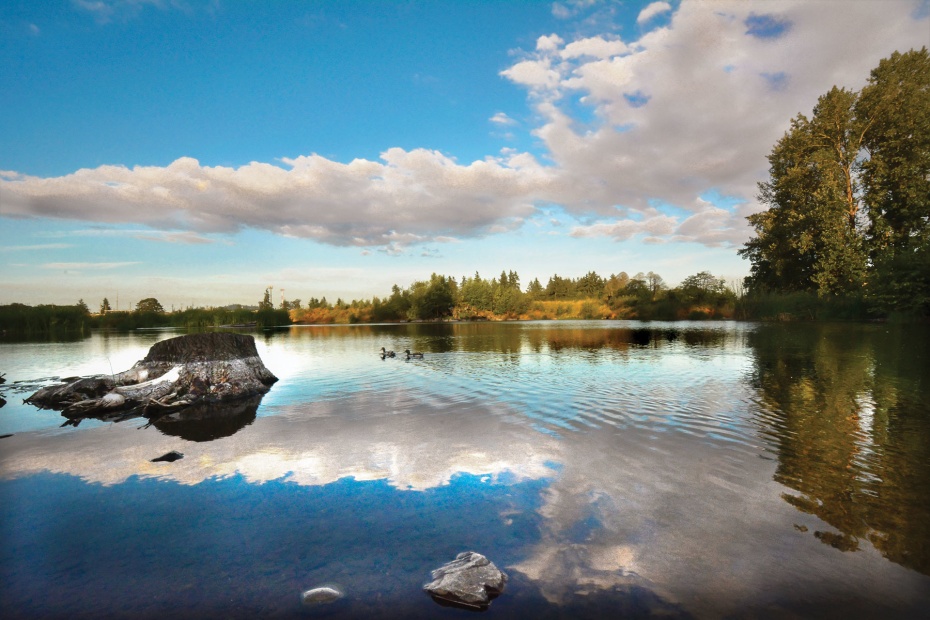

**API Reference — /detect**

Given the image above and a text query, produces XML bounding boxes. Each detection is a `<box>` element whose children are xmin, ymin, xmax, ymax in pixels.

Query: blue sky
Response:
<box><xmin>1</xmin><ymin>0</ymin><xmax>927</xmax><ymax>309</ymax></box>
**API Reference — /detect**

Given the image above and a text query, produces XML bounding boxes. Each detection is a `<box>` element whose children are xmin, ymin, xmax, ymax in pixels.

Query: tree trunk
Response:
<box><xmin>26</xmin><ymin>333</ymin><xmax>278</xmax><ymax>421</ymax></box>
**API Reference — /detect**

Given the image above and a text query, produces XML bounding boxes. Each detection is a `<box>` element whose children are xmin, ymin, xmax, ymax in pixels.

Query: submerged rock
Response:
<box><xmin>25</xmin><ymin>333</ymin><xmax>277</xmax><ymax>423</ymax></box>
<box><xmin>301</xmin><ymin>586</ymin><xmax>344</xmax><ymax>605</ymax></box>
<box><xmin>151</xmin><ymin>450</ymin><xmax>184</xmax><ymax>463</ymax></box>
<box><xmin>424</xmin><ymin>551</ymin><xmax>508</xmax><ymax>609</ymax></box>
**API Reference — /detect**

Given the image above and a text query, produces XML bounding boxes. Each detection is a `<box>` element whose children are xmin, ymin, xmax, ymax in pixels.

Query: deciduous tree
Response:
<box><xmin>136</xmin><ymin>298</ymin><xmax>165</xmax><ymax>313</ymax></box>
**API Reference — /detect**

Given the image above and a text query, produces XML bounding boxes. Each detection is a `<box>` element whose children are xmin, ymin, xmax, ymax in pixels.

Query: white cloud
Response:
<box><xmin>501</xmin><ymin>0</ymin><xmax>928</xmax><ymax>246</ymax></box>
<box><xmin>489</xmin><ymin>111</ymin><xmax>517</xmax><ymax>125</ymax></box>
<box><xmin>561</xmin><ymin>35</ymin><xmax>628</xmax><ymax>59</ymax></box>
<box><xmin>570</xmin><ymin>215</ymin><xmax>677</xmax><ymax>242</ymax></box>
<box><xmin>499</xmin><ymin>58</ymin><xmax>563</xmax><ymax>91</ymax></box>
<box><xmin>636</xmin><ymin>1</ymin><xmax>671</xmax><ymax>25</ymax></box>
<box><xmin>0</xmin><ymin>243</ymin><xmax>71</xmax><ymax>252</ymax></box>
<box><xmin>536</xmin><ymin>33</ymin><xmax>565</xmax><ymax>52</ymax></box>
<box><xmin>133</xmin><ymin>231</ymin><xmax>216</xmax><ymax>244</ymax></box>
<box><xmin>4</xmin><ymin>0</ymin><xmax>927</xmax><ymax>253</ymax></box>
<box><xmin>72</xmin><ymin>0</ymin><xmax>175</xmax><ymax>24</ymax></box>
<box><xmin>41</xmin><ymin>261</ymin><xmax>139</xmax><ymax>270</ymax></box>
<box><xmin>551</xmin><ymin>2</ymin><xmax>571</xmax><ymax>19</ymax></box>
<box><xmin>1</xmin><ymin>149</ymin><xmax>552</xmax><ymax>249</ymax></box>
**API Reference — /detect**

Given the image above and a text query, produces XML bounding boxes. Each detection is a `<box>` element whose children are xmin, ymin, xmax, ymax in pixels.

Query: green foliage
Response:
<box><xmin>677</xmin><ymin>271</ymin><xmax>732</xmax><ymax>306</ymax></box>
<box><xmin>857</xmin><ymin>48</ymin><xmax>930</xmax><ymax>259</ymax></box>
<box><xmin>741</xmin><ymin>87</ymin><xmax>867</xmax><ymax>296</ymax></box>
<box><xmin>406</xmin><ymin>273</ymin><xmax>456</xmax><ymax>320</ymax></box>
<box><xmin>741</xmin><ymin>48</ymin><xmax>930</xmax><ymax>317</ymax></box>
<box><xmin>866</xmin><ymin>244</ymin><xmax>930</xmax><ymax>318</ymax></box>
<box><xmin>0</xmin><ymin>303</ymin><xmax>90</xmax><ymax>334</ymax></box>
<box><xmin>258</xmin><ymin>287</ymin><xmax>274</xmax><ymax>311</ymax></box>
<box><xmin>135</xmin><ymin>297</ymin><xmax>165</xmax><ymax>313</ymax></box>
<box><xmin>371</xmin><ymin>285</ymin><xmax>410</xmax><ymax>322</ymax></box>
<box><xmin>525</xmin><ymin>277</ymin><xmax>544</xmax><ymax>299</ymax></box>
<box><xmin>544</xmin><ymin>274</ymin><xmax>574</xmax><ymax>299</ymax></box>
<box><xmin>575</xmin><ymin>271</ymin><xmax>605</xmax><ymax>298</ymax></box>
<box><xmin>736</xmin><ymin>291</ymin><xmax>869</xmax><ymax>322</ymax></box>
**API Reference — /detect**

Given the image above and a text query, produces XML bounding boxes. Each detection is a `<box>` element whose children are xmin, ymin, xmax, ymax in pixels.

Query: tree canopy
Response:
<box><xmin>740</xmin><ymin>48</ymin><xmax>930</xmax><ymax>316</ymax></box>
<box><xmin>135</xmin><ymin>297</ymin><xmax>164</xmax><ymax>313</ymax></box>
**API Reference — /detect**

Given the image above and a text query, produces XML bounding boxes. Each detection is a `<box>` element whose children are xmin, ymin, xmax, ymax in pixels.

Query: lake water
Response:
<box><xmin>1</xmin><ymin>321</ymin><xmax>928</xmax><ymax>618</ymax></box>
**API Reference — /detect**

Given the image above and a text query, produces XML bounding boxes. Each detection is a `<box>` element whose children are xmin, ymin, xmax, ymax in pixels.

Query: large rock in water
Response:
<box><xmin>26</xmin><ymin>333</ymin><xmax>277</xmax><ymax>421</ymax></box>
<box><xmin>423</xmin><ymin>551</ymin><xmax>508</xmax><ymax>609</ymax></box>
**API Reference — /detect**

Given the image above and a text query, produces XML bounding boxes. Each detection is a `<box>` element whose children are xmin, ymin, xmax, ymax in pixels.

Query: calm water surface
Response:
<box><xmin>1</xmin><ymin>321</ymin><xmax>928</xmax><ymax>618</ymax></box>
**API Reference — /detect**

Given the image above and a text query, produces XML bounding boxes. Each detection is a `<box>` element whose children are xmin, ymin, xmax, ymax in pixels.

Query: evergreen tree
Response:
<box><xmin>525</xmin><ymin>277</ymin><xmax>543</xmax><ymax>298</ymax></box>
<box><xmin>258</xmin><ymin>287</ymin><xmax>273</xmax><ymax>310</ymax></box>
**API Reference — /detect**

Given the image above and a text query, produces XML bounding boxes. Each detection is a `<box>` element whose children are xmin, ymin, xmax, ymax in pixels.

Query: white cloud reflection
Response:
<box><xmin>3</xmin><ymin>382</ymin><xmax>927</xmax><ymax>616</ymax></box>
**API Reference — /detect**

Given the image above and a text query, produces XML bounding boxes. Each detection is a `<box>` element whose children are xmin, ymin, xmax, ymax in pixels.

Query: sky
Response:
<box><xmin>1</xmin><ymin>0</ymin><xmax>927</xmax><ymax>310</ymax></box>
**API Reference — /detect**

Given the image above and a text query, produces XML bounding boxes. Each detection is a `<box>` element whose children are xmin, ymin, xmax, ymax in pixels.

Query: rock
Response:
<box><xmin>25</xmin><ymin>333</ymin><xmax>278</xmax><ymax>423</ymax></box>
<box><xmin>151</xmin><ymin>450</ymin><xmax>184</xmax><ymax>463</ymax></box>
<box><xmin>300</xmin><ymin>586</ymin><xmax>343</xmax><ymax>605</ymax></box>
<box><xmin>424</xmin><ymin>551</ymin><xmax>508</xmax><ymax>609</ymax></box>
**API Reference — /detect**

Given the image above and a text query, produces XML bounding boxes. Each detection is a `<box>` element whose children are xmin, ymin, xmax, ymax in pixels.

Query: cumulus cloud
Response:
<box><xmin>501</xmin><ymin>0</ymin><xmax>928</xmax><ymax>246</ymax></box>
<box><xmin>561</xmin><ymin>35</ymin><xmax>628</xmax><ymax>59</ymax></box>
<box><xmin>4</xmin><ymin>1</ymin><xmax>927</xmax><ymax>251</ymax></box>
<box><xmin>1</xmin><ymin>149</ymin><xmax>552</xmax><ymax>248</ymax></box>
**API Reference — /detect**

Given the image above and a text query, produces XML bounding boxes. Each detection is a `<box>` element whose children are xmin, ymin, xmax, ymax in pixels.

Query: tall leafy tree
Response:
<box><xmin>136</xmin><ymin>298</ymin><xmax>165</xmax><ymax>313</ymax></box>
<box><xmin>857</xmin><ymin>48</ymin><xmax>930</xmax><ymax>256</ymax></box>
<box><xmin>741</xmin><ymin>87</ymin><xmax>868</xmax><ymax>296</ymax></box>
<box><xmin>856</xmin><ymin>49</ymin><xmax>930</xmax><ymax>315</ymax></box>
<box><xmin>408</xmin><ymin>273</ymin><xmax>455</xmax><ymax>320</ymax></box>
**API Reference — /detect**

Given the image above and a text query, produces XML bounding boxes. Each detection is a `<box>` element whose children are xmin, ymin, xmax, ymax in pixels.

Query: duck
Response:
<box><xmin>404</xmin><ymin>349</ymin><xmax>424</xmax><ymax>359</ymax></box>
<box><xmin>380</xmin><ymin>347</ymin><xmax>396</xmax><ymax>359</ymax></box>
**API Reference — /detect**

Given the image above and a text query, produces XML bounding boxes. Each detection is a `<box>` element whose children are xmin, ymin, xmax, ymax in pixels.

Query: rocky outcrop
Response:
<box><xmin>26</xmin><ymin>333</ymin><xmax>277</xmax><ymax>422</ymax></box>
<box><xmin>424</xmin><ymin>551</ymin><xmax>508</xmax><ymax>609</ymax></box>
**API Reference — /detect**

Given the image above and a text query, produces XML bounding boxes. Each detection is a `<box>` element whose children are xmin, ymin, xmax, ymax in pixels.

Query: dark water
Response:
<box><xmin>1</xmin><ymin>321</ymin><xmax>928</xmax><ymax>618</ymax></box>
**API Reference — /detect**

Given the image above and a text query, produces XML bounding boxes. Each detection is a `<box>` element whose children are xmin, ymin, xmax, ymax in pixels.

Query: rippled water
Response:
<box><xmin>1</xmin><ymin>321</ymin><xmax>928</xmax><ymax>618</ymax></box>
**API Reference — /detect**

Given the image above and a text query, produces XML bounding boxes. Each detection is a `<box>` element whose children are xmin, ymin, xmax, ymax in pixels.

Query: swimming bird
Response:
<box><xmin>380</xmin><ymin>347</ymin><xmax>396</xmax><ymax>359</ymax></box>
<box><xmin>404</xmin><ymin>349</ymin><xmax>424</xmax><ymax>359</ymax></box>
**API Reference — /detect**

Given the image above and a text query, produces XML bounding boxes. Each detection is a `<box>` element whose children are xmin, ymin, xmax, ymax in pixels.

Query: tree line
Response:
<box><xmin>0</xmin><ymin>268</ymin><xmax>741</xmax><ymax>334</ymax></box>
<box><xmin>0</xmin><ymin>294</ymin><xmax>290</xmax><ymax>335</ymax></box>
<box><xmin>290</xmin><ymin>268</ymin><xmax>739</xmax><ymax>323</ymax></box>
<box><xmin>740</xmin><ymin>48</ymin><xmax>930</xmax><ymax>318</ymax></box>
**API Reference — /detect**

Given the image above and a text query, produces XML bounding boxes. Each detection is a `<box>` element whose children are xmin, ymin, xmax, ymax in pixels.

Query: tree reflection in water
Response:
<box><xmin>748</xmin><ymin>323</ymin><xmax>930</xmax><ymax>574</ymax></box>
